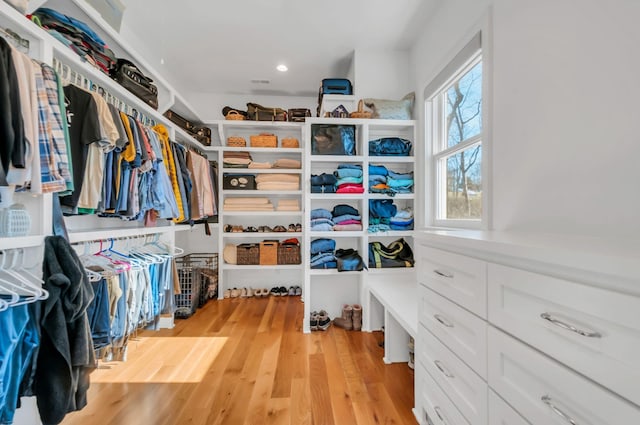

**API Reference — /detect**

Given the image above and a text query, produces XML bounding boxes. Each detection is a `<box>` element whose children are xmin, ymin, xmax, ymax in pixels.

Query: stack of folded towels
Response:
<box><xmin>273</xmin><ymin>158</ymin><xmax>301</xmax><ymax>169</ymax></box>
<box><xmin>310</xmin><ymin>208</ymin><xmax>334</xmax><ymax>231</ymax></box>
<box><xmin>224</xmin><ymin>197</ymin><xmax>274</xmax><ymax>211</ymax></box>
<box><xmin>331</xmin><ymin>204</ymin><xmax>362</xmax><ymax>231</ymax></box>
<box><xmin>335</xmin><ymin>164</ymin><xmax>364</xmax><ymax>194</ymax></box>
<box><xmin>390</xmin><ymin>207</ymin><xmax>414</xmax><ymax>230</ymax></box>
<box><xmin>310</xmin><ymin>238</ymin><xmax>337</xmax><ymax>269</ymax></box>
<box><xmin>277</xmin><ymin>199</ymin><xmax>300</xmax><ymax>211</ymax></box>
<box><xmin>255</xmin><ymin>174</ymin><xmax>300</xmax><ymax>190</ymax></box>
<box><xmin>368</xmin><ymin>199</ymin><xmax>397</xmax><ymax>232</ymax></box>
<box><xmin>369</xmin><ymin>164</ymin><xmax>414</xmax><ymax>195</ymax></box>
<box><xmin>224</xmin><ymin>151</ymin><xmax>252</xmax><ymax>168</ymax></box>
<box><xmin>310</xmin><ymin>173</ymin><xmax>338</xmax><ymax>193</ymax></box>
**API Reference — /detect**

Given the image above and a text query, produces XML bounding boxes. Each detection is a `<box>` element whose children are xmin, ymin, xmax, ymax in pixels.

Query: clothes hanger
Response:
<box><xmin>14</xmin><ymin>248</ymin><xmax>49</xmax><ymax>301</ymax></box>
<box><xmin>0</xmin><ymin>251</ymin><xmax>39</xmax><ymax>305</ymax></box>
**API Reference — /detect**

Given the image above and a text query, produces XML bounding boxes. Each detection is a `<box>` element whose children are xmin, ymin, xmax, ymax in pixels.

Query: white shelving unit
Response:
<box><xmin>216</xmin><ymin>121</ymin><xmax>306</xmax><ymax>299</ymax></box>
<box><xmin>303</xmin><ymin>118</ymin><xmax>417</xmax><ymax>334</ymax></box>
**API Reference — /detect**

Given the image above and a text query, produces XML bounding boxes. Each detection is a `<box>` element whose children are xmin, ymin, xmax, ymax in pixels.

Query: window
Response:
<box><xmin>426</xmin><ymin>33</ymin><xmax>484</xmax><ymax>226</ymax></box>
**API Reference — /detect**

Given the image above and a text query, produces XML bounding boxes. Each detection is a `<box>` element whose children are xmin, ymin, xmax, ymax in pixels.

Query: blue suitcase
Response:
<box><xmin>321</xmin><ymin>78</ymin><xmax>352</xmax><ymax>95</ymax></box>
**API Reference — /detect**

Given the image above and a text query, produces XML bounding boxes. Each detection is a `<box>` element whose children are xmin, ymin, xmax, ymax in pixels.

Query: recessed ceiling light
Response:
<box><xmin>160</xmin><ymin>58</ymin><xmax>165</xmax><ymax>65</ymax></box>
<box><xmin>276</xmin><ymin>64</ymin><xmax>288</xmax><ymax>72</ymax></box>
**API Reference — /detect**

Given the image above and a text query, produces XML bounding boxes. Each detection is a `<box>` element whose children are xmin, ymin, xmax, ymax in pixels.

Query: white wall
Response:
<box><xmin>353</xmin><ymin>49</ymin><xmax>412</xmax><ymax>99</ymax></box>
<box><xmin>411</xmin><ymin>0</ymin><xmax>640</xmax><ymax>240</ymax></box>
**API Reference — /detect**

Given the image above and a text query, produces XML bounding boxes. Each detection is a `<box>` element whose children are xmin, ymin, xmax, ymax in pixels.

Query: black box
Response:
<box><xmin>223</xmin><ymin>174</ymin><xmax>256</xmax><ymax>190</ymax></box>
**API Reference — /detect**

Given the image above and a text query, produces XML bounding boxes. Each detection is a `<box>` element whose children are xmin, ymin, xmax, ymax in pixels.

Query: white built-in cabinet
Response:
<box><xmin>414</xmin><ymin>230</ymin><xmax>640</xmax><ymax>425</ymax></box>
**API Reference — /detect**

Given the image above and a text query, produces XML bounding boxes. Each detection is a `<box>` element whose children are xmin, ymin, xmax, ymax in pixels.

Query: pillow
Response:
<box><xmin>363</xmin><ymin>92</ymin><xmax>415</xmax><ymax>120</ymax></box>
<box><xmin>223</xmin><ymin>244</ymin><xmax>237</xmax><ymax>264</ymax></box>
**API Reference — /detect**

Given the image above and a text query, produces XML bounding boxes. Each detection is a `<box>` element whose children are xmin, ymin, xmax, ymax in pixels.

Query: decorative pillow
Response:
<box><xmin>223</xmin><ymin>244</ymin><xmax>237</xmax><ymax>264</ymax></box>
<box><xmin>363</xmin><ymin>92</ymin><xmax>415</xmax><ymax>120</ymax></box>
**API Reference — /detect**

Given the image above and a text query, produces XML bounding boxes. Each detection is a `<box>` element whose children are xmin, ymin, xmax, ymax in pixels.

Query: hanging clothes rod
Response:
<box><xmin>0</xmin><ymin>27</ymin><xmax>29</xmax><ymax>52</ymax></box>
<box><xmin>52</xmin><ymin>57</ymin><xmax>157</xmax><ymax>128</ymax></box>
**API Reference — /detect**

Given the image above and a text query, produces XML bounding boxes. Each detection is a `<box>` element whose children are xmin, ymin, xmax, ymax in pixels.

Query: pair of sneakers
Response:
<box><xmin>310</xmin><ymin>310</ymin><xmax>331</xmax><ymax>331</ymax></box>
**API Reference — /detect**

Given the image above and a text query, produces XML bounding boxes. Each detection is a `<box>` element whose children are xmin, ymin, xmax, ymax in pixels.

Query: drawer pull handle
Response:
<box><xmin>434</xmin><ymin>406</ymin><xmax>448</xmax><ymax>423</ymax></box>
<box><xmin>542</xmin><ymin>395</ymin><xmax>579</xmax><ymax>425</ymax></box>
<box><xmin>434</xmin><ymin>360</ymin><xmax>454</xmax><ymax>378</ymax></box>
<box><xmin>540</xmin><ymin>313</ymin><xmax>602</xmax><ymax>338</ymax></box>
<box><xmin>433</xmin><ymin>269</ymin><xmax>454</xmax><ymax>278</ymax></box>
<box><xmin>434</xmin><ymin>314</ymin><xmax>454</xmax><ymax>328</ymax></box>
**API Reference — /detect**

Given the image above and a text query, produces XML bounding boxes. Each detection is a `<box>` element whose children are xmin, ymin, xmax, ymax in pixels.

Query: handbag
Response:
<box><xmin>335</xmin><ymin>248</ymin><xmax>366</xmax><ymax>272</ymax></box>
<box><xmin>112</xmin><ymin>58</ymin><xmax>158</xmax><ymax>109</ymax></box>
<box><xmin>311</xmin><ymin>124</ymin><xmax>356</xmax><ymax>155</ymax></box>
<box><xmin>368</xmin><ymin>239</ymin><xmax>415</xmax><ymax>268</ymax></box>
<box><xmin>246</xmin><ymin>103</ymin><xmax>287</xmax><ymax>121</ymax></box>
<box><xmin>287</xmin><ymin>108</ymin><xmax>311</xmax><ymax>122</ymax></box>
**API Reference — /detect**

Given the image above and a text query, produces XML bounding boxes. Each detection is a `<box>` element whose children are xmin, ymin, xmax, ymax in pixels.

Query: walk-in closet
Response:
<box><xmin>1</xmin><ymin>0</ymin><xmax>639</xmax><ymax>424</ymax></box>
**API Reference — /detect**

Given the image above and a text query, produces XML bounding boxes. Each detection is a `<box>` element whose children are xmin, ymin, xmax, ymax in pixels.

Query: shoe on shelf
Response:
<box><xmin>295</xmin><ymin>223</ymin><xmax>302</xmax><ymax>232</ymax></box>
<box><xmin>223</xmin><ymin>289</ymin><xmax>231</xmax><ymax>299</ymax></box>
<box><xmin>317</xmin><ymin>310</ymin><xmax>331</xmax><ymax>331</ymax></box>
<box><xmin>224</xmin><ymin>224</ymin><xmax>233</xmax><ymax>233</ymax></box>
<box><xmin>352</xmin><ymin>304</ymin><xmax>362</xmax><ymax>331</ymax></box>
<box><xmin>244</xmin><ymin>226</ymin><xmax>258</xmax><ymax>232</ymax></box>
<box><xmin>258</xmin><ymin>225</ymin><xmax>272</xmax><ymax>233</ymax></box>
<box><xmin>230</xmin><ymin>288</ymin><xmax>241</xmax><ymax>298</ymax></box>
<box><xmin>246</xmin><ymin>287</ymin><xmax>254</xmax><ymax>297</ymax></box>
<box><xmin>260</xmin><ymin>288</ymin><xmax>269</xmax><ymax>297</ymax></box>
<box><xmin>272</xmin><ymin>225</ymin><xmax>287</xmax><ymax>232</ymax></box>
<box><xmin>288</xmin><ymin>286</ymin><xmax>296</xmax><ymax>296</ymax></box>
<box><xmin>279</xmin><ymin>286</ymin><xmax>288</xmax><ymax>296</ymax></box>
<box><xmin>294</xmin><ymin>286</ymin><xmax>302</xmax><ymax>296</ymax></box>
<box><xmin>310</xmin><ymin>312</ymin><xmax>319</xmax><ymax>331</ymax></box>
<box><xmin>333</xmin><ymin>304</ymin><xmax>354</xmax><ymax>330</ymax></box>
<box><xmin>232</xmin><ymin>225</ymin><xmax>243</xmax><ymax>232</ymax></box>
<box><xmin>240</xmin><ymin>287</ymin><xmax>248</xmax><ymax>298</ymax></box>
<box><xmin>270</xmin><ymin>287</ymin><xmax>280</xmax><ymax>297</ymax></box>
<box><xmin>287</xmin><ymin>223</ymin><xmax>296</xmax><ymax>232</ymax></box>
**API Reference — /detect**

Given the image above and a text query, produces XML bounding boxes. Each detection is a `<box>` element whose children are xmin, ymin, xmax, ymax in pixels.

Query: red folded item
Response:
<box><xmin>336</xmin><ymin>183</ymin><xmax>365</xmax><ymax>194</ymax></box>
<box><xmin>334</xmin><ymin>219</ymin><xmax>361</xmax><ymax>225</ymax></box>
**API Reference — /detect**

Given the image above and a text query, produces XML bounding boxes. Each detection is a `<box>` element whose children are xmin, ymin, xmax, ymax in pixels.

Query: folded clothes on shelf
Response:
<box><xmin>332</xmin><ymin>204</ymin><xmax>359</xmax><ymax>217</ymax></box>
<box><xmin>310</xmin><ymin>238</ymin><xmax>336</xmax><ymax>254</ymax></box>
<box><xmin>333</xmin><ymin>223</ymin><xmax>363</xmax><ymax>231</ymax></box>
<box><xmin>248</xmin><ymin>161</ymin><xmax>272</xmax><ymax>169</ymax></box>
<box><xmin>369</xmin><ymin>137</ymin><xmax>412</xmax><ymax>156</ymax></box>
<box><xmin>224</xmin><ymin>197</ymin><xmax>274</xmax><ymax>211</ymax></box>
<box><xmin>336</xmin><ymin>183</ymin><xmax>364</xmax><ymax>194</ymax></box>
<box><xmin>334</xmin><ymin>167</ymin><xmax>362</xmax><ymax>179</ymax></box>
<box><xmin>311</xmin><ymin>208</ymin><xmax>333</xmax><ymax>220</ymax></box>
<box><xmin>276</xmin><ymin>199</ymin><xmax>300</xmax><ymax>211</ymax></box>
<box><xmin>369</xmin><ymin>164</ymin><xmax>389</xmax><ymax>176</ymax></box>
<box><xmin>336</xmin><ymin>176</ymin><xmax>363</xmax><ymax>185</ymax></box>
<box><xmin>255</xmin><ymin>173</ymin><xmax>300</xmax><ymax>190</ymax></box>
<box><xmin>369</xmin><ymin>199</ymin><xmax>397</xmax><ymax>219</ymax></box>
<box><xmin>273</xmin><ymin>158</ymin><xmax>301</xmax><ymax>169</ymax></box>
<box><xmin>332</xmin><ymin>214</ymin><xmax>361</xmax><ymax>223</ymax></box>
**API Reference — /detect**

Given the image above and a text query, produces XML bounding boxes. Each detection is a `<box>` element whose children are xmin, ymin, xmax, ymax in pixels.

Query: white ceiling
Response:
<box><xmin>119</xmin><ymin>0</ymin><xmax>440</xmax><ymax>97</ymax></box>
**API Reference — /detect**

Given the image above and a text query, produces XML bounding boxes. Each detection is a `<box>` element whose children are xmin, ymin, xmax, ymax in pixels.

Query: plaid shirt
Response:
<box><xmin>40</xmin><ymin>63</ymin><xmax>72</xmax><ymax>192</ymax></box>
<box><xmin>33</xmin><ymin>63</ymin><xmax>66</xmax><ymax>193</ymax></box>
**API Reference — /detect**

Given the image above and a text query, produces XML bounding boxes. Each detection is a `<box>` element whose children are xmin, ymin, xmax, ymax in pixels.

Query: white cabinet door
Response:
<box><xmin>416</xmin><ymin>363</ymin><xmax>471</xmax><ymax>425</ymax></box>
<box><xmin>418</xmin><ymin>324</ymin><xmax>488</xmax><ymax>425</ymax></box>
<box><xmin>488</xmin><ymin>263</ymin><xmax>640</xmax><ymax>406</ymax></box>
<box><xmin>419</xmin><ymin>285</ymin><xmax>488</xmax><ymax>378</ymax></box>
<box><xmin>489</xmin><ymin>390</ymin><xmax>531</xmax><ymax>425</ymax></box>
<box><xmin>488</xmin><ymin>327</ymin><xmax>640</xmax><ymax>425</ymax></box>
<box><xmin>417</xmin><ymin>244</ymin><xmax>487</xmax><ymax>318</ymax></box>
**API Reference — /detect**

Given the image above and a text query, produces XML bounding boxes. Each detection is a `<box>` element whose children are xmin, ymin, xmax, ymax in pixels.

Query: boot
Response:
<box><xmin>352</xmin><ymin>304</ymin><xmax>362</xmax><ymax>331</ymax></box>
<box><xmin>333</xmin><ymin>304</ymin><xmax>353</xmax><ymax>330</ymax></box>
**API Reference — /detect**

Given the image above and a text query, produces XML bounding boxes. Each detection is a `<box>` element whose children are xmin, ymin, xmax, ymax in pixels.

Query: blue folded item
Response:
<box><xmin>334</xmin><ymin>168</ymin><xmax>363</xmax><ymax>179</ymax></box>
<box><xmin>310</xmin><ymin>173</ymin><xmax>338</xmax><ymax>186</ymax></box>
<box><xmin>387</xmin><ymin>178</ymin><xmax>414</xmax><ymax>189</ymax></box>
<box><xmin>369</xmin><ymin>138</ymin><xmax>412</xmax><ymax>156</ymax></box>
<box><xmin>369</xmin><ymin>164</ymin><xmax>389</xmax><ymax>176</ymax></box>
<box><xmin>336</xmin><ymin>176</ymin><xmax>363</xmax><ymax>185</ymax></box>
<box><xmin>311</xmin><ymin>185</ymin><xmax>337</xmax><ymax>193</ymax></box>
<box><xmin>311</xmin><ymin>208</ymin><xmax>333</xmax><ymax>220</ymax></box>
<box><xmin>337</xmin><ymin>163</ymin><xmax>362</xmax><ymax>170</ymax></box>
<box><xmin>390</xmin><ymin>222</ymin><xmax>414</xmax><ymax>231</ymax></box>
<box><xmin>332</xmin><ymin>204</ymin><xmax>359</xmax><ymax>217</ymax></box>
<box><xmin>310</xmin><ymin>238</ymin><xmax>336</xmax><ymax>254</ymax></box>
<box><xmin>331</xmin><ymin>214</ymin><xmax>361</xmax><ymax>223</ymax></box>
<box><xmin>368</xmin><ymin>175</ymin><xmax>387</xmax><ymax>186</ymax></box>
<box><xmin>387</xmin><ymin>170</ymin><xmax>414</xmax><ymax>180</ymax></box>
<box><xmin>310</xmin><ymin>223</ymin><xmax>334</xmax><ymax>232</ymax></box>
<box><xmin>368</xmin><ymin>224</ymin><xmax>392</xmax><ymax>233</ymax></box>
<box><xmin>310</xmin><ymin>252</ymin><xmax>336</xmax><ymax>266</ymax></box>
<box><xmin>35</xmin><ymin>8</ymin><xmax>107</xmax><ymax>47</ymax></box>
<box><xmin>369</xmin><ymin>199</ymin><xmax>397</xmax><ymax>219</ymax></box>
<box><xmin>311</xmin><ymin>261</ymin><xmax>337</xmax><ymax>269</ymax></box>
<box><xmin>311</xmin><ymin>218</ymin><xmax>335</xmax><ymax>226</ymax></box>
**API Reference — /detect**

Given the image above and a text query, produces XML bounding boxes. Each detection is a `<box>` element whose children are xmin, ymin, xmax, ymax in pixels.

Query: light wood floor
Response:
<box><xmin>62</xmin><ymin>296</ymin><xmax>417</xmax><ymax>425</ymax></box>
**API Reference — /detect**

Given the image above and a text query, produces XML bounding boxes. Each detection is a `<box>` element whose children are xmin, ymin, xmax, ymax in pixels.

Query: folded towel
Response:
<box><xmin>223</xmin><ymin>157</ymin><xmax>251</xmax><ymax>165</ymax></box>
<box><xmin>224</xmin><ymin>151</ymin><xmax>252</xmax><ymax>159</ymax></box>
<box><xmin>225</xmin><ymin>197</ymin><xmax>271</xmax><ymax>205</ymax></box>
<box><xmin>255</xmin><ymin>174</ymin><xmax>300</xmax><ymax>183</ymax></box>
<box><xmin>248</xmin><ymin>161</ymin><xmax>272</xmax><ymax>169</ymax></box>
<box><xmin>257</xmin><ymin>182</ymin><xmax>299</xmax><ymax>191</ymax></box>
<box><xmin>273</xmin><ymin>158</ymin><xmax>302</xmax><ymax>169</ymax></box>
<box><xmin>333</xmin><ymin>223</ymin><xmax>363</xmax><ymax>232</ymax></box>
<box><xmin>224</xmin><ymin>204</ymin><xmax>274</xmax><ymax>211</ymax></box>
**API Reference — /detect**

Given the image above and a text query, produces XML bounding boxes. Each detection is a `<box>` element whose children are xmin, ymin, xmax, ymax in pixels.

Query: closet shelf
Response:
<box><xmin>218</xmin><ymin>121</ymin><xmax>304</xmax><ymax>130</ymax></box>
<box><xmin>308</xmin><ymin>193</ymin><xmax>365</xmax><ymax>200</ymax></box>
<box><xmin>224</xmin><ymin>190</ymin><xmax>302</xmax><ymax>196</ymax></box>
<box><xmin>310</xmin><ymin>155</ymin><xmax>364</xmax><ymax>163</ymax></box>
<box><xmin>221</xmin><ymin>264</ymin><xmax>302</xmax><ymax>271</ymax></box>
<box><xmin>221</xmin><ymin>147</ymin><xmax>303</xmax><ymax>154</ymax></box>
<box><xmin>221</xmin><ymin>168</ymin><xmax>303</xmax><ymax>174</ymax></box>
<box><xmin>68</xmin><ymin>226</ymin><xmax>176</xmax><ymax>243</ymax></box>
<box><xmin>309</xmin><ymin>269</ymin><xmax>363</xmax><ymax>276</ymax></box>
<box><xmin>0</xmin><ymin>235</ymin><xmax>46</xmax><ymax>250</ymax></box>
<box><xmin>309</xmin><ymin>231</ymin><xmax>364</xmax><ymax>238</ymax></box>
<box><xmin>222</xmin><ymin>232</ymin><xmax>302</xmax><ymax>238</ymax></box>
<box><xmin>368</xmin><ymin>156</ymin><xmax>415</xmax><ymax>163</ymax></box>
<box><xmin>173</xmin><ymin>126</ymin><xmax>210</xmax><ymax>151</ymax></box>
<box><xmin>368</xmin><ymin>279</ymin><xmax>417</xmax><ymax>338</ymax></box>
<box><xmin>222</xmin><ymin>211</ymin><xmax>303</xmax><ymax>217</ymax></box>
<box><xmin>368</xmin><ymin>230</ymin><xmax>416</xmax><ymax>238</ymax></box>
<box><xmin>368</xmin><ymin>193</ymin><xmax>414</xmax><ymax>200</ymax></box>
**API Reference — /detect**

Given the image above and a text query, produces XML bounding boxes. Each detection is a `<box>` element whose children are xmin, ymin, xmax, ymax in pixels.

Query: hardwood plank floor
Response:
<box><xmin>61</xmin><ymin>296</ymin><xmax>417</xmax><ymax>425</ymax></box>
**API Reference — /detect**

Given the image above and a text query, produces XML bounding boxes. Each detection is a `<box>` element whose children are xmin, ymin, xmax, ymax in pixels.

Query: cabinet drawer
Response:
<box><xmin>419</xmin><ymin>285</ymin><xmax>488</xmax><ymax>378</ymax></box>
<box><xmin>416</xmin><ymin>363</ymin><xmax>470</xmax><ymax>425</ymax></box>
<box><xmin>488</xmin><ymin>263</ymin><xmax>640</xmax><ymax>406</ymax></box>
<box><xmin>488</xmin><ymin>327</ymin><xmax>640</xmax><ymax>425</ymax></box>
<box><xmin>418</xmin><ymin>324</ymin><xmax>487</xmax><ymax>425</ymax></box>
<box><xmin>489</xmin><ymin>390</ymin><xmax>530</xmax><ymax>425</ymax></box>
<box><xmin>417</xmin><ymin>244</ymin><xmax>487</xmax><ymax>318</ymax></box>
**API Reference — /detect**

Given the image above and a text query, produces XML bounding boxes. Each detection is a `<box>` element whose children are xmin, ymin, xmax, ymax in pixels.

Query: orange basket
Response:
<box><xmin>350</xmin><ymin>99</ymin><xmax>372</xmax><ymax>119</ymax></box>
<box><xmin>281</xmin><ymin>138</ymin><xmax>299</xmax><ymax>148</ymax></box>
<box><xmin>225</xmin><ymin>110</ymin><xmax>245</xmax><ymax>121</ymax></box>
<box><xmin>227</xmin><ymin>136</ymin><xmax>247</xmax><ymax>147</ymax></box>
<box><xmin>250</xmin><ymin>133</ymin><xmax>278</xmax><ymax>148</ymax></box>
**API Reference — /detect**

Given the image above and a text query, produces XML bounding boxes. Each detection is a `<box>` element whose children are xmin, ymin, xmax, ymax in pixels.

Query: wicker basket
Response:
<box><xmin>259</xmin><ymin>240</ymin><xmax>278</xmax><ymax>265</ymax></box>
<box><xmin>225</xmin><ymin>110</ymin><xmax>245</xmax><ymax>121</ymax></box>
<box><xmin>227</xmin><ymin>136</ymin><xmax>247</xmax><ymax>147</ymax></box>
<box><xmin>278</xmin><ymin>243</ymin><xmax>301</xmax><ymax>265</ymax></box>
<box><xmin>250</xmin><ymin>133</ymin><xmax>278</xmax><ymax>148</ymax></box>
<box><xmin>237</xmin><ymin>243</ymin><xmax>260</xmax><ymax>265</ymax></box>
<box><xmin>350</xmin><ymin>99</ymin><xmax>372</xmax><ymax>119</ymax></box>
<box><xmin>281</xmin><ymin>138</ymin><xmax>299</xmax><ymax>148</ymax></box>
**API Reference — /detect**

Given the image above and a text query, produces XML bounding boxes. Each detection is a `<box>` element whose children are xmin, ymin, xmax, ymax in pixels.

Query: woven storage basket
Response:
<box><xmin>237</xmin><ymin>243</ymin><xmax>260</xmax><ymax>265</ymax></box>
<box><xmin>259</xmin><ymin>240</ymin><xmax>278</xmax><ymax>265</ymax></box>
<box><xmin>225</xmin><ymin>110</ymin><xmax>245</xmax><ymax>121</ymax></box>
<box><xmin>281</xmin><ymin>138</ymin><xmax>299</xmax><ymax>148</ymax></box>
<box><xmin>250</xmin><ymin>133</ymin><xmax>278</xmax><ymax>148</ymax></box>
<box><xmin>277</xmin><ymin>243</ymin><xmax>301</xmax><ymax>265</ymax></box>
<box><xmin>227</xmin><ymin>136</ymin><xmax>247</xmax><ymax>147</ymax></box>
<box><xmin>350</xmin><ymin>99</ymin><xmax>372</xmax><ymax>119</ymax></box>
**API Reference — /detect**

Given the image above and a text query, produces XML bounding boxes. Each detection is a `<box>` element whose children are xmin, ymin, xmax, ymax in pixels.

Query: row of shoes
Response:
<box><xmin>333</xmin><ymin>304</ymin><xmax>363</xmax><ymax>331</ymax></box>
<box><xmin>224</xmin><ymin>223</ymin><xmax>302</xmax><ymax>233</ymax></box>
<box><xmin>223</xmin><ymin>285</ymin><xmax>302</xmax><ymax>298</ymax></box>
<box><xmin>310</xmin><ymin>310</ymin><xmax>331</xmax><ymax>331</ymax></box>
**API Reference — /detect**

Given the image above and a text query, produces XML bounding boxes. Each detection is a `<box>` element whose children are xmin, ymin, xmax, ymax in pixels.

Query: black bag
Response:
<box><xmin>112</xmin><ymin>58</ymin><xmax>158</xmax><ymax>109</ymax></box>
<box><xmin>288</xmin><ymin>108</ymin><xmax>311</xmax><ymax>122</ymax></box>
<box><xmin>368</xmin><ymin>239</ymin><xmax>415</xmax><ymax>268</ymax></box>
<box><xmin>311</xmin><ymin>124</ymin><xmax>356</xmax><ymax>155</ymax></box>
<box><xmin>335</xmin><ymin>248</ymin><xmax>366</xmax><ymax>272</ymax></box>
<box><xmin>246</xmin><ymin>103</ymin><xmax>287</xmax><ymax>121</ymax></box>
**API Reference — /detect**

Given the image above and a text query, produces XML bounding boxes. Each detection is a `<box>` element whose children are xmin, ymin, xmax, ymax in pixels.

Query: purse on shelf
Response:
<box><xmin>335</xmin><ymin>248</ymin><xmax>366</xmax><ymax>272</ymax></box>
<box><xmin>246</xmin><ymin>103</ymin><xmax>287</xmax><ymax>121</ymax></box>
<box><xmin>311</xmin><ymin>124</ymin><xmax>356</xmax><ymax>155</ymax></box>
<box><xmin>111</xmin><ymin>58</ymin><xmax>158</xmax><ymax>109</ymax></box>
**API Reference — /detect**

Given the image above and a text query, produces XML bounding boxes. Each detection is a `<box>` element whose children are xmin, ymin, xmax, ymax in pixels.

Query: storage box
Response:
<box><xmin>259</xmin><ymin>240</ymin><xmax>278</xmax><ymax>265</ymax></box>
<box><xmin>227</xmin><ymin>136</ymin><xmax>246</xmax><ymax>147</ymax></box>
<box><xmin>223</xmin><ymin>174</ymin><xmax>256</xmax><ymax>190</ymax></box>
<box><xmin>250</xmin><ymin>133</ymin><xmax>277</xmax><ymax>148</ymax></box>
<box><xmin>237</xmin><ymin>244</ymin><xmax>260</xmax><ymax>265</ymax></box>
<box><xmin>278</xmin><ymin>243</ymin><xmax>301</xmax><ymax>265</ymax></box>
<box><xmin>281</xmin><ymin>138</ymin><xmax>299</xmax><ymax>148</ymax></box>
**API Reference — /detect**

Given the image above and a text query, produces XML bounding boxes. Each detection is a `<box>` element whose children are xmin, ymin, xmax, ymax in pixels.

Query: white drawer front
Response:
<box><xmin>488</xmin><ymin>263</ymin><xmax>640</xmax><ymax>406</ymax></box>
<box><xmin>417</xmin><ymin>363</ymin><xmax>471</xmax><ymax>425</ymax></box>
<box><xmin>488</xmin><ymin>327</ymin><xmax>640</xmax><ymax>425</ymax></box>
<box><xmin>419</xmin><ymin>285</ymin><xmax>488</xmax><ymax>378</ymax></box>
<box><xmin>489</xmin><ymin>390</ymin><xmax>530</xmax><ymax>425</ymax></box>
<box><xmin>417</xmin><ymin>244</ymin><xmax>487</xmax><ymax>318</ymax></box>
<box><xmin>418</xmin><ymin>324</ymin><xmax>487</xmax><ymax>425</ymax></box>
